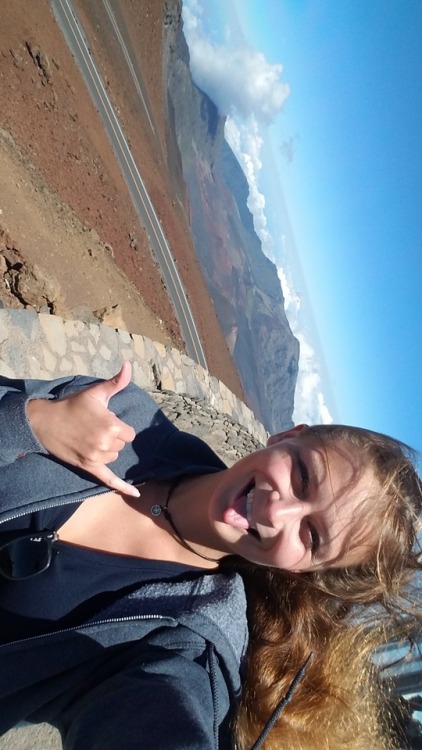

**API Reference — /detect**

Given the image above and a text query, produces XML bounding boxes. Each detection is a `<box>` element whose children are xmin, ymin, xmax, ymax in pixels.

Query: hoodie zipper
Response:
<box><xmin>0</xmin><ymin>613</ymin><xmax>171</xmax><ymax>649</ymax></box>
<box><xmin>0</xmin><ymin>490</ymin><xmax>115</xmax><ymax>526</ymax></box>
<box><xmin>0</xmin><ymin>476</ymin><xmax>149</xmax><ymax>525</ymax></box>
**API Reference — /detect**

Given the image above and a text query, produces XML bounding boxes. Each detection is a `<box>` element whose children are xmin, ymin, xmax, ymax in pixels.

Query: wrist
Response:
<box><xmin>26</xmin><ymin>398</ymin><xmax>52</xmax><ymax>451</ymax></box>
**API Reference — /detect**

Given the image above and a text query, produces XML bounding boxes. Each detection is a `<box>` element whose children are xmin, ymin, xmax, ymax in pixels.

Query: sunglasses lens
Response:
<box><xmin>0</xmin><ymin>537</ymin><xmax>51</xmax><ymax>579</ymax></box>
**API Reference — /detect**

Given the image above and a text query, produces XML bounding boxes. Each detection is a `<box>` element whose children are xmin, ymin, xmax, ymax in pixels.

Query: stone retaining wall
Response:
<box><xmin>0</xmin><ymin>308</ymin><xmax>268</xmax><ymax>749</ymax></box>
<box><xmin>0</xmin><ymin>309</ymin><xmax>267</xmax><ymax>464</ymax></box>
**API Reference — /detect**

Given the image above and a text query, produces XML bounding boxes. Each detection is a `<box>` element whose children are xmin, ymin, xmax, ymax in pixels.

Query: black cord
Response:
<box><xmin>250</xmin><ymin>653</ymin><xmax>314</xmax><ymax>750</ymax></box>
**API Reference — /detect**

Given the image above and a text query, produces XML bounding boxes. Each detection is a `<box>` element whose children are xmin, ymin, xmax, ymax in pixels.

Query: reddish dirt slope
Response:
<box><xmin>0</xmin><ymin>0</ymin><xmax>244</xmax><ymax>400</ymax></box>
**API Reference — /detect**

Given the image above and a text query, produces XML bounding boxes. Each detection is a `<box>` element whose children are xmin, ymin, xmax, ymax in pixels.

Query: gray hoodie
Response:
<box><xmin>0</xmin><ymin>375</ymin><xmax>248</xmax><ymax>749</ymax></box>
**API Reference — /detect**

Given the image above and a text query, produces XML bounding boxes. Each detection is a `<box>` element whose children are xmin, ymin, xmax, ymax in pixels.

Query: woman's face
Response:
<box><xmin>210</xmin><ymin>427</ymin><xmax>377</xmax><ymax>571</ymax></box>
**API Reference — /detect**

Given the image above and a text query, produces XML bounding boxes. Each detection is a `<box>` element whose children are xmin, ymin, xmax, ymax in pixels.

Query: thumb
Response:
<box><xmin>88</xmin><ymin>362</ymin><xmax>133</xmax><ymax>407</ymax></box>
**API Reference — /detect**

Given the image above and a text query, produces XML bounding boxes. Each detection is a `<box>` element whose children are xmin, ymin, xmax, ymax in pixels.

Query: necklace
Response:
<box><xmin>150</xmin><ymin>480</ymin><xmax>221</xmax><ymax>563</ymax></box>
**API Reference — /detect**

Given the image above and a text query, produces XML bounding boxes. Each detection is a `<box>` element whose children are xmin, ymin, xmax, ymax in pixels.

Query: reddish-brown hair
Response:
<box><xmin>230</xmin><ymin>424</ymin><xmax>422</xmax><ymax>749</ymax></box>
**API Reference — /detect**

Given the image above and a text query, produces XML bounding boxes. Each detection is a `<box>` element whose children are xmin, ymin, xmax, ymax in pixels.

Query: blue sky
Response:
<box><xmin>182</xmin><ymin>1</ymin><xmax>422</xmax><ymax>455</ymax></box>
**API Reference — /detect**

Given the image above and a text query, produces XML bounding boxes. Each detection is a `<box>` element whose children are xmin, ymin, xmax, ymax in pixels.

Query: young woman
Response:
<box><xmin>0</xmin><ymin>363</ymin><xmax>420</xmax><ymax>749</ymax></box>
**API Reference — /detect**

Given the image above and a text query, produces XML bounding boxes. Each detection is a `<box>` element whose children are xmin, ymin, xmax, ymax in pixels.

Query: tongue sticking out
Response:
<box><xmin>223</xmin><ymin>494</ymin><xmax>250</xmax><ymax>530</ymax></box>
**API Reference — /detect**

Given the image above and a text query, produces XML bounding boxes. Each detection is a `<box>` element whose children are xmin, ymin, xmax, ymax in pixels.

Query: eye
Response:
<box><xmin>297</xmin><ymin>457</ymin><xmax>309</xmax><ymax>497</ymax></box>
<box><xmin>307</xmin><ymin>522</ymin><xmax>320</xmax><ymax>555</ymax></box>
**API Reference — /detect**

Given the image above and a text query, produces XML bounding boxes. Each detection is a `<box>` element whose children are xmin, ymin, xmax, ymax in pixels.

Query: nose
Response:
<box><xmin>266</xmin><ymin>494</ymin><xmax>311</xmax><ymax>529</ymax></box>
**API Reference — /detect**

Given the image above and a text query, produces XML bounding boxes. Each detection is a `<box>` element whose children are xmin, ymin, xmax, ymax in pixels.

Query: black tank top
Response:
<box><xmin>0</xmin><ymin>502</ymin><xmax>197</xmax><ymax>644</ymax></box>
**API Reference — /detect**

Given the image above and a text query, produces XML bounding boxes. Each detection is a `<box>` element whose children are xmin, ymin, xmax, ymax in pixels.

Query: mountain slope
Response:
<box><xmin>164</xmin><ymin>2</ymin><xmax>299</xmax><ymax>432</ymax></box>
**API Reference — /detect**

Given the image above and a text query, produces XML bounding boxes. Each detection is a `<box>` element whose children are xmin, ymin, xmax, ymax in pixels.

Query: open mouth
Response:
<box><xmin>245</xmin><ymin>485</ymin><xmax>260</xmax><ymax>539</ymax></box>
<box><xmin>224</xmin><ymin>482</ymin><xmax>260</xmax><ymax>539</ymax></box>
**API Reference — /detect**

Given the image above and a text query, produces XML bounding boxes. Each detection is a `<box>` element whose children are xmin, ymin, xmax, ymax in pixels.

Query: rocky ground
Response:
<box><xmin>0</xmin><ymin>0</ymin><xmax>245</xmax><ymax>399</ymax></box>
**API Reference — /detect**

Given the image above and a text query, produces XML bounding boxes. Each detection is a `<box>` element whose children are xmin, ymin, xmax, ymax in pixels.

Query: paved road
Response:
<box><xmin>102</xmin><ymin>0</ymin><xmax>155</xmax><ymax>135</ymax></box>
<box><xmin>51</xmin><ymin>0</ymin><xmax>208</xmax><ymax>369</ymax></box>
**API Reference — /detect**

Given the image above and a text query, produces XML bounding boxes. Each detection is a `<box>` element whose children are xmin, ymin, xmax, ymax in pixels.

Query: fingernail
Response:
<box><xmin>129</xmin><ymin>487</ymin><xmax>141</xmax><ymax>497</ymax></box>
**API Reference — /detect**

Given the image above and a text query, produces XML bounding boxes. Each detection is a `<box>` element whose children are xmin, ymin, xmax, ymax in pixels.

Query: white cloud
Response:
<box><xmin>277</xmin><ymin>265</ymin><xmax>301</xmax><ymax>318</ymax></box>
<box><xmin>225</xmin><ymin>117</ymin><xmax>274</xmax><ymax>257</ymax></box>
<box><xmin>292</xmin><ymin>332</ymin><xmax>334</xmax><ymax>425</ymax></box>
<box><xmin>183</xmin><ymin>2</ymin><xmax>289</xmax><ymax>123</ymax></box>
<box><xmin>182</xmin><ymin>1</ymin><xmax>333</xmax><ymax>428</ymax></box>
<box><xmin>183</xmin><ymin>1</ymin><xmax>285</xmax><ymax>258</ymax></box>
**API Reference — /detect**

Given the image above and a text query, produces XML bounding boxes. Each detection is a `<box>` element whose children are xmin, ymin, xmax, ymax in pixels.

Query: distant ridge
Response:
<box><xmin>163</xmin><ymin>0</ymin><xmax>299</xmax><ymax>432</ymax></box>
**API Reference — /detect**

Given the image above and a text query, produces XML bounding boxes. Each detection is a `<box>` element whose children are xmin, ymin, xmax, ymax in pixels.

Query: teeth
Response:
<box><xmin>246</xmin><ymin>487</ymin><xmax>255</xmax><ymax>529</ymax></box>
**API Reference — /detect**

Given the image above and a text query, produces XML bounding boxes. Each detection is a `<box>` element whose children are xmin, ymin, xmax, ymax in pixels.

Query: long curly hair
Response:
<box><xmin>228</xmin><ymin>425</ymin><xmax>422</xmax><ymax>749</ymax></box>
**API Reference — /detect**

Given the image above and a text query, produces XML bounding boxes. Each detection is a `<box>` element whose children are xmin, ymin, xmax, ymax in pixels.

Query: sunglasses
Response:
<box><xmin>0</xmin><ymin>531</ymin><xmax>59</xmax><ymax>580</ymax></box>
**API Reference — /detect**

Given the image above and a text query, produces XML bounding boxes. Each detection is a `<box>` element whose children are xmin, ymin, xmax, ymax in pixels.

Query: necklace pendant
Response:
<box><xmin>150</xmin><ymin>504</ymin><xmax>163</xmax><ymax>517</ymax></box>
